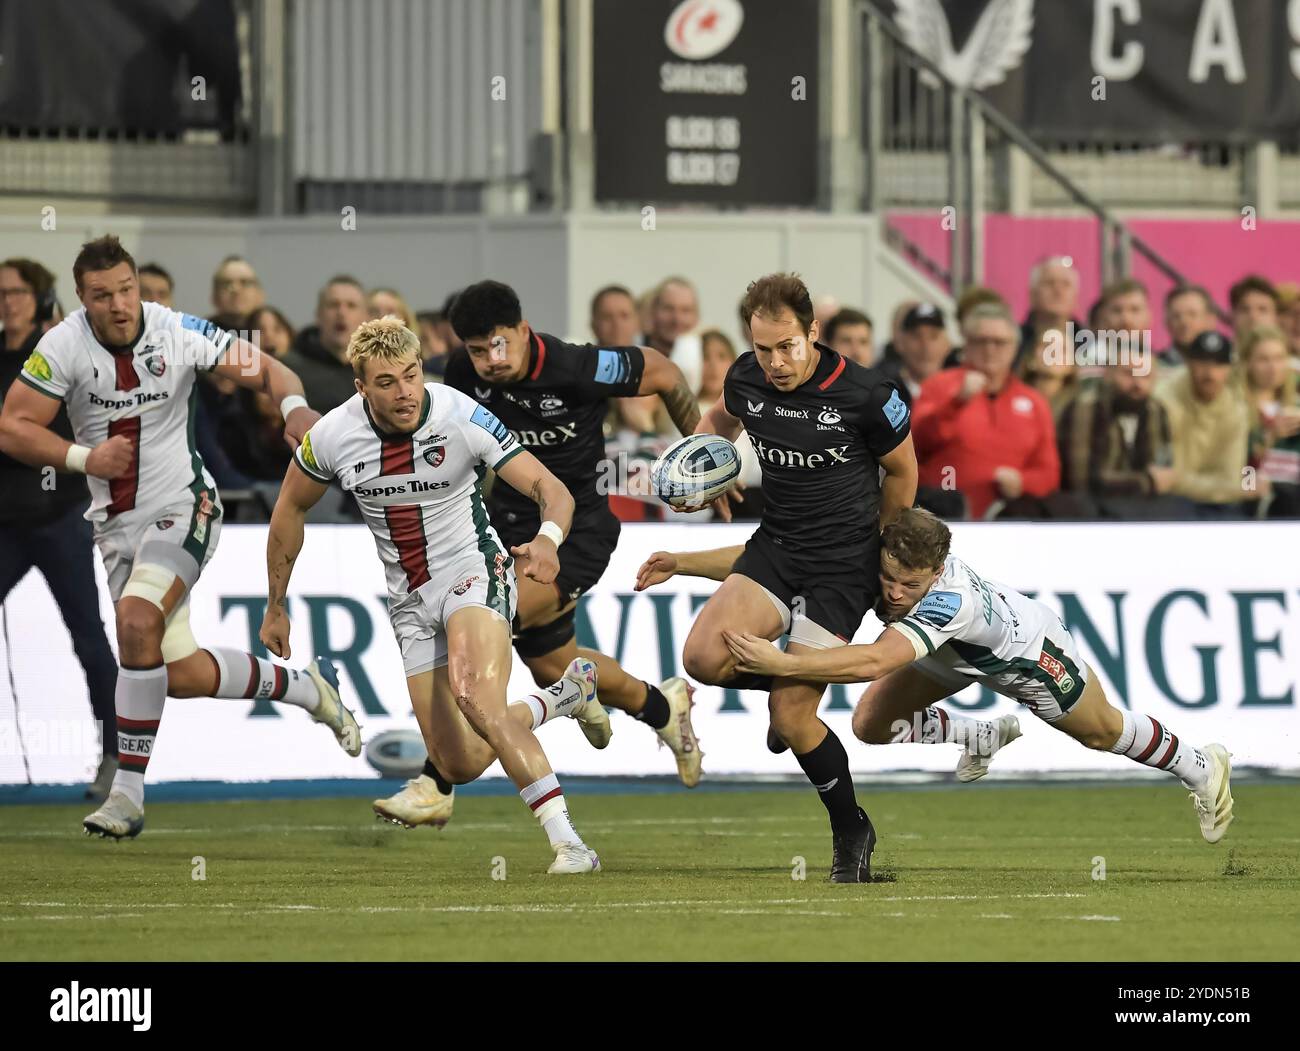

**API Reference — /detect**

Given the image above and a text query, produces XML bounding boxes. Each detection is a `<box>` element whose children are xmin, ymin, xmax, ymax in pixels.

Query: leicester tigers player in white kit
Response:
<box><xmin>0</xmin><ymin>236</ymin><xmax>361</xmax><ymax>840</ymax></box>
<box><xmin>261</xmin><ymin>318</ymin><xmax>604</xmax><ymax>873</ymax></box>
<box><xmin>649</xmin><ymin>507</ymin><xmax>1234</xmax><ymax>845</ymax></box>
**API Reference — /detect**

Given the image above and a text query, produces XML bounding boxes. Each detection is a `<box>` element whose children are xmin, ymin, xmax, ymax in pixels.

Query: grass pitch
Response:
<box><xmin>1</xmin><ymin>783</ymin><xmax>1297</xmax><ymax>961</ymax></box>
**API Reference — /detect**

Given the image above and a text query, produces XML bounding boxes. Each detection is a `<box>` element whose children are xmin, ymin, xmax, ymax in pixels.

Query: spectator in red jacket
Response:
<box><xmin>913</xmin><ymin>302</ymin><xmax>1060</xmax><ymax>518</ymax></box>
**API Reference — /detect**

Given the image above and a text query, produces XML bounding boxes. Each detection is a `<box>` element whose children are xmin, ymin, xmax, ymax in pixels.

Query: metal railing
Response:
<box><xmin>860</xmin><ymin>0</ymin><xmax>1233</xmax><ymax>319</ymax></box>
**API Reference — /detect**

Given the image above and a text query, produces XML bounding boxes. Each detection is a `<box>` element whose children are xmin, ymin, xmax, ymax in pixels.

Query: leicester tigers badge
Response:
<box><xmin>144</xmin><ymin>355</ymin><xmax>166</xmax><ymax>377</ymax></box>
<box><xmin>423</xmin><ymin>446</ymin><xmax>445</xmax><ymax>468</ymax></box>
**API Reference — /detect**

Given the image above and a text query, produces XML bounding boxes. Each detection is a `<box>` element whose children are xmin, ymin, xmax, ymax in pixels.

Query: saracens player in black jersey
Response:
<box><xmin>636</xmin><ymin>273</ymin><xmax>918</xmax><ymax>882</ymax></box>
<box><xmin>373</xmin><ymin>280</ymin><xmax>706</xmax><ymax>829</ymax></box>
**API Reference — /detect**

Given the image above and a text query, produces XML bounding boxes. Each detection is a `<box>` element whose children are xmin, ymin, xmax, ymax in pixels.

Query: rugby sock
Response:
<box><xmin>1111</xmin><ymin>711</ymin><xmax>1210</xmax><ymax>789</ymax></box>
<box><xmin>794</xmin><ymin>723</ymin><xmax>862</xmax><ymax>829</ymax></box>
<box><xmin>633</xmin><ymin>682</ymin><xmax>671</xmax><ymax>730</ymax></box>
<box><xmin>112</xmin><ymin>664</ymin><xmax>167</xmax><ymax>809</ymax></box>
<box><xmin>520</xmin><ymin>773</ymin><xmax>582</xmax><ymax>848</ymax></box>
<box><xmin>206</xmin><ymin>648</ymin><xmax>320</xmax><ymax>711</ymax></box>
<box><xmin>896</xmin><ymin>706</ymin><xmax>997</xmax><ymax>754</ymax></box>
<box><xmin>519</xmin><ymin>677</ymin><xmax>587</xmax><ymax>730</ymax></box>
<box><xmin>420</xmin><ymin>759</ymin><xmax>455</xmax><ymax>795</ymax></box>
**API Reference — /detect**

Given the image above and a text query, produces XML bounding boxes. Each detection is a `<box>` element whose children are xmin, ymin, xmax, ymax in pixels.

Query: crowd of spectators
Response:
<box><xmin>2</xmin><ymin>251</ymin><xmax>1298</xmax><ymax>524</ymax></box>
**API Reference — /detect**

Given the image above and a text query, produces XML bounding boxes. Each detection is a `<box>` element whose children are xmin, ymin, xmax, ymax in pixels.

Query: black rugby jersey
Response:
<box><xmin>723</xmin><ymin>344</ymin><xmax>910</xmax><ymax>551</ymax></box>
<box><xmin>444</xmin><ymin>329</ymin><xmax>645</xmax><ymax>529</ymax></box>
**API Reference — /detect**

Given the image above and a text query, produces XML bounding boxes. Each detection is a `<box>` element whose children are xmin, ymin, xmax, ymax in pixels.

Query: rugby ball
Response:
<box><xmin>364</xmin><ymin>729</ymin><xmax>427</xmax><ymax>780</ymax></box>
<box><xmin>651</xmin><ymin>433</ymin><xmax>741</xmax><ymax>508</ymax></box>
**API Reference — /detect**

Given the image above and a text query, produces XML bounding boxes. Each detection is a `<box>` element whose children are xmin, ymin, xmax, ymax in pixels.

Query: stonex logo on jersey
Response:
<box><xmin>748</xmin><ymin>437</ymin><xmax>851</xmax><ymax>469</ymax></box>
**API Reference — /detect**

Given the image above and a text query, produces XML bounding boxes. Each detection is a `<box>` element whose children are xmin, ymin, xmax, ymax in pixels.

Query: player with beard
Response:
<box><xmin>639</xmin><ymin>273</ymin><xmax>917</xmax><ymax>883</ymax></box>
<box><xmin>372</xmin><ymin>280</ymin><xmax>706</xmax><ymax>829</ymax></box>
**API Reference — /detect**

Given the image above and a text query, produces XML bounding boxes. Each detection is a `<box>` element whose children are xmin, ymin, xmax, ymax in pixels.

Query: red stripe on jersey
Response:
<box><xmin>529</xmin><ymin>330</ymin><xmax>546</xmax><ymax>380</ymax></box>
<box><xmin>1135</xmin><ymin>718</ymin><xmax>1164</xmax><ymax>762</ymax></box>
<box><xmin>385</xmin><ymin>505</ymin><xmax>432</xmax><ymax>592</ymax></box>
<box><xmin>106</xmin><ymin>417</ymin><xmax>141</xmax><ymax>515</ymax></box>
<box><xmin>817</xmin><ymin>356</ymin><xmax>846</xmax><ymax>391</ymax></box>
<box><xmin>113</xmin><ymin>352</ymin><xmax>140</xmax><ymax>392</ymax></box>
<box><xmin>1156</xmin><ymin>733</ymin><xmax>1179</xmax><ymax>770</ymax></box>
<box><xmin>528</xmin><ymin>786</ymin><xmax>563</xmax><ymax>811</ymax></box>
<box><xmin>244</xmin><ymin>654</ymin><xmax>260</xmax><ymax>698</ymax></box>
<box><xmin>381</xmin><ymin>435</ymin><xmax>414</xmax><ymax>476</ymax></box>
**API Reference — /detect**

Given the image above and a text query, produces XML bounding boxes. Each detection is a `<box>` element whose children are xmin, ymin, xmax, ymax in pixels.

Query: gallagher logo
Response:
<box><xmin>664</xmin><ymin>0</ymin><xmax>744</xmax><ymax>60</ymax></box>
<box><xmin>423</xmin><ymin>446</ymin><xmax>445</xmax><ymax>468</ymax></box>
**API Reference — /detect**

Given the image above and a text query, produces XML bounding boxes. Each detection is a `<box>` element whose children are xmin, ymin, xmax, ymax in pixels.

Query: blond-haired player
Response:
<box><xmin>262</xmin><ymin>317</ymin><xmax>604</xmax><ymax>873</ymax></box>
<box><xmin>0</xmin><ymin>235</ymin><xmax>361</xmax><ymax>840</ymax></box>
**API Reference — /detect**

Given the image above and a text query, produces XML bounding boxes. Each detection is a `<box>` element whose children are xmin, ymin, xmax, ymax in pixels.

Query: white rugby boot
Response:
<box><xmin>656</xmin><ymin>678</ymin><xmax>703</xmax><ymax>788</ymax></box>
<box><xmin>1191</xmin><ymin>744</ymin><xmax>1234</xmax><ymax>844</ymax></box>
<box><xmin>83</xmin><ymin>791</ymin><xmax>144</xmax><ymax>840</ymax></box>
<box><xmin>567</xmin><ymin>658</ymin><xmax>611</xmax><ymax>749</ymax></box>
<box><xmin>373</xmin><ymin>775</ymin><xmax>455</xmax><ymax>829</ymax></box>
<box><xmin>306</xmin><ymin>658</ymin><xmax>362</xmax><ymax>757</ymax></box>
<box><xmin>955</xmin><ymin>714</ymin><xmax>1022</xmax><ymax>783</ymax></box>
<box><xmin>548</xmin><ymin>841</ymin><xmax>601</xmax><ymax>874</ymax></box>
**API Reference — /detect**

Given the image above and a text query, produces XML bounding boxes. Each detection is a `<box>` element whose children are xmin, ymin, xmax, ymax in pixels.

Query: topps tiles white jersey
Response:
<box><xmin>294</xmin><ymin>383</ymin><xmax>522</xmax><ymax>608</ymax></box>
<box><xmin>890</xmin><ymin>554</ymin><xmax>1089</xmax><ymax>717</ymax></box>
<box><xmin>18</xmin><ymin>302</ymin><xmax>230</xmax><ymax>523</ymax></box>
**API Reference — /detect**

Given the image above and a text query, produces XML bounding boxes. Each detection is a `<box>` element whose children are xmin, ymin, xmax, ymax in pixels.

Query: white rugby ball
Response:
<box><xmin>651</xmin><ymin>433</ymin><xmax>741</xmax><ymax>508</ymax></box>
<box><xmin>364</xmin><ymin>729</ymin><xmax>427</xmax><ymax>780</ymax></box>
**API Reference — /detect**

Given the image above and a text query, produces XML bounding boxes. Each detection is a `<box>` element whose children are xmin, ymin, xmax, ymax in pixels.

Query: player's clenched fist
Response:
<box><xmin>510</xmin><ymin>535</ymin><xmax>560</xmax><ymax>584</ymax></box>
<box><xmin>259</xmin><ymin>603</ymin><xmax>292</xmax><ymax>659</ymax></box>
<box><xmin>84</xmin><ymin>434</ymin><xmax>135</xmax><ymax>479</ymax></box>
<box><xmin>635</xmin><ymin>551</ymin><xmax>678</xmax><ymax>592</ymax></box>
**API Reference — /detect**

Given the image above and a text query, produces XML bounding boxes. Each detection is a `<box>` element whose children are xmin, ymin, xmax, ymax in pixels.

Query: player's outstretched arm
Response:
<box><xmin>212</xmin><ymin>338</ymin><xmax>321</xmax><ymax>447</ymax></box>
<box><xmin>723</xmin><ymin>626</ymin><xmax>917</xmax><ymax>684</ymax></box>
<box><xmin>637</xmin><ymin>346</ymin><xmax>701</xmax><ymax>436</ymax></box>
<box><xmin>635</xmin><ymin>545</ymin><xmax>746</xmax><ymax>590</ymax></box>
<box><xmin>495</xmin><ymin>450</ymin><xmax>575</xmax><ymax>585</ymax></box>
<box><xmin>261</xmin><ymin>461</ymin><xmax>329</xmax><ymax>659</ymax></box>
<box><xmin>0</xmin><ymin>380</ymin><xmax>133</xmax><ymax>478</ymax></box>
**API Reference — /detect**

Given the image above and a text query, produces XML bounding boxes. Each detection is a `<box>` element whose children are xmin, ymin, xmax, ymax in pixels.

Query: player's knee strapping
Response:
<box><xmin>513</xmin><ymin>606</ymin><xmax>577</xmax><ymax>659</ymax></box>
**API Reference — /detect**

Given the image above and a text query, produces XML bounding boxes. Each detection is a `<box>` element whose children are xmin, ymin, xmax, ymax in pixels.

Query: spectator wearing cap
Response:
<box><xmin>280</xmin><ymin>274</ymin><xmax>369</xmax><ymax>413</ymax></box>
<box><xmin>1154</xmin><ymin>331</ymin><xmax>1254</xmax><ymax>519</ymax></box>
<box><xmin>879</xmin><ymin>299</ymin><xmax>918</xmax><ymax>368</ymax></box>
<box><xmin>1056</xmin><ymin>356</ymin><xmax>1189</xmax><ymax>520</ymax></box>
<box><xmin>912</xmin><ymin>303</ymin><xmax>1060</xmax><ymax>519</ymax></box>
<box><xmin>1020</xmin><ymin>256</ymin><xmax>1081</xmax><ymax>361</ymax></box>
<box><xmin>1159</xmin><ymin>285</ymin><xmax>1217</xmax><ymax>369</ymax></box>
<box><xmin>882</xmin><ymin>302</ymin><xmax>953</xmax><ymax>398</ymax></box>
<box><xmin>823</xmin><ymin>308</ymin><xmax>874</xmax><ymax>367</ymax></box>
<box><xmin>1229</xmin><ymin>275</ymin><xmax>1279</xmax><ymax>341</ymax></box>
<box><xmin>1237</xmin><ymin>325</ymin><xmax>1300</xmax><ymax>518</ymax></box>
<box><xmin>138</xmin><ymin>262</ymin><xmax>174</xmax><ymax>308</ymax></box>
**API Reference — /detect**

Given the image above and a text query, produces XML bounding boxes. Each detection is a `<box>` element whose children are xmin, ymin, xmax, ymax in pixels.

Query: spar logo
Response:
<box><xmin>664</xmin><ymin>0</ymin><xmax>744</xmax><ymax>60</ymax></box>
<box><xmin>1037</xmin><ymin>650</ymin><xmax>1075</xmax><ymax>694</ymax></box>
